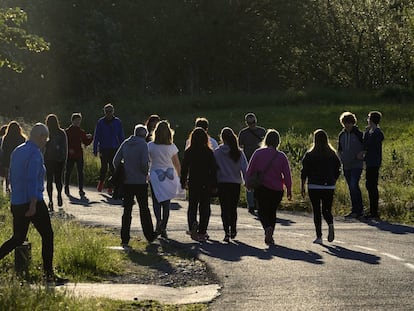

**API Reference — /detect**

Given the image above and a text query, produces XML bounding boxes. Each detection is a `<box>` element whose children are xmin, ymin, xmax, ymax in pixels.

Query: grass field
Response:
<box><xmin>70</xmin><ymin>90</ymin><xmax>414</xmax><ymax>225</ymax></box>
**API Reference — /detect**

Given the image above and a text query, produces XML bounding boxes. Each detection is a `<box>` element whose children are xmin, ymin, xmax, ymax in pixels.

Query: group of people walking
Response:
<box><xmin>0</xmin><ymin>106</ymin><xmax>384</xmax><ymax>284</ymax></box>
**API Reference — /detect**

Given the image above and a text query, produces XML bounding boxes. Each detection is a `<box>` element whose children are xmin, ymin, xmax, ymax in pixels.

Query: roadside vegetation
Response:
<box><xmin>0</xmin><ymin>193</ymin><xmax>208</xmax><ymax>310</ymax></box>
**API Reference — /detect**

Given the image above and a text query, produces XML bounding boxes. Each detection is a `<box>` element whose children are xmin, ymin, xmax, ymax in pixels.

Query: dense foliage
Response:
<box><xmin>0</xmin><ymin>1</ymin><xmax>413</xmax><ymax>116</ymax></box>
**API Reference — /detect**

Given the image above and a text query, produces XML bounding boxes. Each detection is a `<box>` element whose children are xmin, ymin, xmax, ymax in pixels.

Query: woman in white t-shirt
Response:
<box><xmin>148</xmin><ymin>120</ymin><xmax>181</xmax><ymax>238</ymax></box>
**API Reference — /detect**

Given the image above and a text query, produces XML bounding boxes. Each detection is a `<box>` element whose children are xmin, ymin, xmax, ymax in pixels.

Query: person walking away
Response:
<box><xmin>185</xmin><ymin>117</ymin><xmax>219</xmax><ymax>150</ymax></box>
<box><xmin>338</xmin><ymin>112</ymin><xmax>364</xmax><ymax>219</ymax></box>
<box><xmin>93</xmin><ymin>103</ymin><xmax>125</xmax><ymax>194</ymax></box>
<box><xmin>181</xmin><ymin>127</ymin><xmax>217</xmax><ymax>242</ymax></box>
<box><xmin>148</xmin><ymin>120</ymin><xmax>181</xmax><ymax>238</ymax></box>
<box><xmin>64</xmin><ymin>113</ymin><xmax>93</xmax><ymax>198</ymax></box>
<box><xmin>238</xmin><ymin>113</ymin><xmax>266</xmax><ymax>215</ymax></box>
<box><xmin>145</xmin><ymin>114</ymin><xmax>161</xmax><ymax>142</ymax></box>
<box><xmin>0</xmin><ymin>121</ymin><xmax>26</xmax><ymax>194</ymax></box>
<box><xmin>214</xmin><ymin>127</ymin><xmax>248</xmax><ymax>242</ymax></box>
<box><xmin>44</xmin><ymin>114</ymin><xmax>67</xmax><ymax>211</ymax></box>
<box><xmin>362</xmin><ymin>111</ymin><xmax>384</xmax><ymax>220</ymax></box>
<box><xmin>301</xmin><ymin>129</ymin><xmax>341</xmax><ymax>244</ymax></box>
<box><xmin>0</xmin><ymin>123</ymin><xmax>68</xmax><ymax>285</ymax></box>
<box><xmin>0</xmin><ymin>124</ymin><xmax>9</xmax><ymax>191</ymax></box>
<box><xmin>113</xmin><ymin>124</ymin><xmax>157</xmax><ymax>246</ymax></box>
<box><xmin>246</xmin><ymin>129</ymin><xmax>292</xmax><ymax>246</ymax></box>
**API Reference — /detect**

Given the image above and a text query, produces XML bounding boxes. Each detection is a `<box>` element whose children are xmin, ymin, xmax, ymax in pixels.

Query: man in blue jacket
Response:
<box><xmin>93</xmin><ymin>103</ymin><xmax>125</xmax><ymax>194</ymax></box>
<box><xmin>0</xmin><ymin>123</ymin><xmax>68</xmax><ymax>285</ymax></box>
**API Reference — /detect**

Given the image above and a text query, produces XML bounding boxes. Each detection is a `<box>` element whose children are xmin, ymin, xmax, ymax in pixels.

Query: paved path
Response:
<box><xmin>57</xmin><ymin>186</ymin><xmax>414</xmax><ymax>310</ymax></box>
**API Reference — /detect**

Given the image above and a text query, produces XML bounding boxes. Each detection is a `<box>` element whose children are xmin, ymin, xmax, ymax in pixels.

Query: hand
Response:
<box><xmin>356</xmin><ymin>151</ymin><xmax>365</xmax><ymax>160</ymax></box>
<box><xmin>93</xmin><ymin>151</ymin><xmax>98</xmax><ymax>157</ymax></box>
<box><xmin>86</xmin><ymin>134</ymin><xmax>93</xmax><ymax>139</ymax></box>
<box><xmin>25</xmin><ymin>203</ymin><xmax>36</xmax><ymax>217</ymax></box>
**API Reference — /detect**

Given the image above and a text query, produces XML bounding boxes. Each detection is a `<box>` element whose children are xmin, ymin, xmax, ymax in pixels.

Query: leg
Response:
<box><xmin>65</xmin><ymin>159</ymin><xmax>75</xmax><ymax>194</ymax></box>
<box><xmin>218</xmin><ymin>184</ymin><xmax>231</xmax><ymax>235</ymax></box>
<box><xmin>55</xmin><ymin>161</ymin><xmax>65</xmax><ymax>206</ymax></box>
<box><xmin>308</xmin><ymin>189</ymin><xmax>323</xmax><ymax>239</ymax></box>
<box><xmin>228</xmin><ymin>183</ymin><xmax>241</xmax><ymax>237</ymax></box>
<box><xmin>198</xmin><ymin>186</ymin><xmax>211</xmax><ymax>235</ymax></box>
<box><xmin>246</xmin><ymin>189</ymin><xmax>255</xmax><ymax>213</ymax></box>
<box><xmin>121</xmin><ymin>184</ymin><xmax>134</xmax><ymax>245</ymax></box>
<box><xmin>321</xmin><ymin>189</ymin><xmax>334</xmax><ymax>225</ymax></box>
<box><xmin>76</xmin><ymin>158</ymin><xmax>85</xmax><ymax>193</ymax></box>
<box><xmin>99</xmin><ymin>151</ymin><xmax>109</xmax><ymax>183</ymax></box>
<box><xmin>344</xmin><ymin>168</ymin><xmax>363</xmax><ymax>215</ymax></box>
<box><xmin>0</xmin><ymin>204</ymin><xmax>31</xmax><ymax>260</ymax></box>
<box><xmin>187</xmin><ymin>185</ymin><xmax>200</xmax><ymax>232</ymax></box>
<box><xmin>150</xmin><ymin>183</ymin><xmax>162</xmax><ymax>231</ymax></box>
<box><xmin>135</xmin><ymin>184</ymin><xmax>155</xmax><ymax>242</ymax></box>
<box><xmin>366</xmin><ymin>167</ymin><xmax>380</xmax><ymax>216</ymax></box>
<box><xmin>31</xmin><ymin>201</ymin><xmax>54</xmax><ymax>275</ymax></box>
<box><xmin>45</xmin><ymin>161</ymin><xmax>54</xmax><ymax>204</ymax></box>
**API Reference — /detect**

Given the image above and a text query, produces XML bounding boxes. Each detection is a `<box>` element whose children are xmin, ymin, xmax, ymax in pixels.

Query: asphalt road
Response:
<box><xmin>61</xmin><ymin>187</ymin><xmax>414</xmax><ymax>311</ymax></box>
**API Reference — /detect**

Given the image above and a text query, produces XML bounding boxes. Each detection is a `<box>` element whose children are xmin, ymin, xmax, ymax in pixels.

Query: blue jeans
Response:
<box><xmin>344</xmin><ymin>168</ymin><xmax>363</xmax><ymax>215</ymax></box>
<box><xmin>246</xmin><ymin>189</ymin><xmax>255</xmax><ymax>209</ymax></box>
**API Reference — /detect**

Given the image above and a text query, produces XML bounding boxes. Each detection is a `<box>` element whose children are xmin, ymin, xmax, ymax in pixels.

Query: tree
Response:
<box><xmin>0</xmin><ymin>7</ymin><xmax>49</xmax><ymax>72</ymax></box>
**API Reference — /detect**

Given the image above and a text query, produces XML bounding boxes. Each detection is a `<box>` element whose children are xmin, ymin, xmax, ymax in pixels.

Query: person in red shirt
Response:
<box><xmin>64</xmin><ymin>113</ymin><xmax>93</xmax><ymax>197</ymax></box>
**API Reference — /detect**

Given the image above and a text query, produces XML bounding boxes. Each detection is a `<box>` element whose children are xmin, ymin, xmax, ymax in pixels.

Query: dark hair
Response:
<box><xmin>71</xmin><ymin>112</ymin><xmax>82</xmax><ymax>121</ymax></box>
<box><xmin>262</xmin><ymin>129</ymin><xmax>280</xmax><ymax>149</ymax></box>
<box><xmin>220</xmin><ymin>127</ymin><xmax>241</xmax><ymax>162</ymax></box>
<box><xmin>154</xmin><ymin>120</ymin><xmax>174</xmax><ymax>145</ymax></box>
<box><xmin>309</xmin><ymin>129</ymin><xmax>337</xmax><ymax>156</ymax></box>
<box><xmin>145</xmin><ymin>114</ymin><xmax>160</xmax><ymax>131</ymax></box>
<box><xmin>368</xmin><ymin>111</ymin><xmax>382</xmax><ymax>125</ymax></box>
<box><xmin>0</xmin><ymin>125</ymin><xmax>7</xmax><ymax>136</ymax></box>
<box><xmin>45</xmin><ymin>114</ymin><xmax>62</xmax><ymax>133</ymax></box>
<box><xmin>195</xmin><ymin>117</ymin><xmax>209</xmax><ymax>131</ymax></box>
<box><xmin>3</xmin><ymin>121</ymin><xmax>26</xmax><ymax>145</ymax></box>
<box><xmin>189</xmin><ymin>127</ymin><xmax>209</xmax><ymax>149</ymax></box>
<box><xmin>340</xmin><ymin>112</ymin><xmax>357</xmax><ymax>125</ymax></box>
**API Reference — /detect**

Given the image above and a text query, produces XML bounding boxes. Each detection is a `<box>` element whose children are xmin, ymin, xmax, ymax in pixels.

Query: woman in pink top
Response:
<box><xmin>246</xmin><ymin>129</ymin><xmax>292</xmax><ymax>245</ymax></box>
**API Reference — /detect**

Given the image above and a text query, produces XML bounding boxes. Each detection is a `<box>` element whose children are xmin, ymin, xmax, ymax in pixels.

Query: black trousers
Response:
<box><xmin>255</xmin><ymin>186</ymin><xmax>283</xmax><ymax>230</ymax></box>
<box><xmin>218</xmin><ymin>183</ymin><xmax>240</xmax><ymax>235</ymax></box>
<box><xmin>121</xmin><ymin>184</ymin><xmax>155</xmax><ymax>243</ymax></box>
<box><xmin>188</xmin><ymin>184</ymin><xmax>211</xmax><ymax>235</ymax></box>
<box><xmin>308</xmin><ymin>189</ymin><xmax>334</xmax><ymax>238</ymax></box>
<box><xmin>0</xmin><ymin>201</ymin><xmax>54</xmax><ymax>274</ymax></box>
<box><xmin>366</xmin><ymin>166</ymin><xmax>380</xmax><ymax>216</ymax></box>
<box><xmin>45</xmin><ymin>160</ymin><xmax>65</xmax><ymax>201</ymax></box>
<box><xmin>65</xmin><ymin>158</ymin><xmax>85</xmax><ymax>191</ymax></box>
<box><xmin>99</xmin><ymin>148</ymin><xmax>117</xmax><ymax>184</ymax></box>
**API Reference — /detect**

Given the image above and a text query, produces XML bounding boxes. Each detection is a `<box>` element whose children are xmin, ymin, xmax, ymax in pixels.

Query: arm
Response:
<box><xmin>81</xmin><ymin>128</ymin><xmax>93</xmax><ymax>146</ymax></box>
<box><xmin>172</xmin><ymin>153</ymin><xmax>181</xmax><ymax>178</ymax></box>
<box><xmin>180</xmin><ymin>151</ymin><xmax>189</xmax><ymax>188</ymax></box>
<box><xmin>112</xmin><ymin>143</ymin><xmax>123</xmax><ymax>169</ymax></box>
<box><xmin>282</xmin><ymin>155</ymin><xmax>292</xmax><ymax>200</ymax></box>
<box><xmin>93</xmin><ymin>121</ymin><xmax>100</xmax><ymax>156</ymax></box>
<box><xmin>240</xmin><ymin>151</ymin><xmax>248</xmax><ymax>184</ymax></box>
<box><xmin>25</xmin><ymin>153</ymin><xmax>42</xmax><ymax>217</ymax></box>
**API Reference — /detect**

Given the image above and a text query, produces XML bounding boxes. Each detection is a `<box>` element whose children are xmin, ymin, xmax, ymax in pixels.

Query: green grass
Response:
<box><xmin>0</xmin><ymin>193</ymin><xmax>207</xmax><ymax>310</ymax></box>
<box><xmin>73</xmin><ymin>90</ymin><xmax>414</xmax><ymax>224</ymax></box>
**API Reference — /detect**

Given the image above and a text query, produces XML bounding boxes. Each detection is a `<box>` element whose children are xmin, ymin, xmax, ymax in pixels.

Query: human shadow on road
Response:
<box><xmin>361</xmin><ymin>219</ymin><xmax>414</xmax><ymax>235</ymax></box>
<box><xmin>265</xmin><ymin>245</ymin><xmax>323</xmax><ymax>265</ymax></box>
<box><xmin>276</xmin><ymin>217</ymin><xmax>296</xmax><ymax>226</ymax></box>
<box><xmin>67</xmin><ymin>194</ymin><xmax>99</xmax><ymax>207</ymax></box>
<box><xmin>99</xmin><ymin>193</ymin><xmax>123</xmax><ymax>206</ymax></box>
<box><xmin>198</xmin><ymin>239</ymin><xmax>272</xmax><ymax>261</ymax></box>
<box><xmin>321</xmin><ymin>244</ymin><xmax>380</xmax><ymax>265</ymax></box>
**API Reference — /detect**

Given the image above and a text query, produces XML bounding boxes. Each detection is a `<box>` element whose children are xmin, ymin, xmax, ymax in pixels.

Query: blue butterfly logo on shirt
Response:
<box><xmin>155</xmin><ymin>168</ymin><xmax>175</xmax><ymax>182</ymax></box>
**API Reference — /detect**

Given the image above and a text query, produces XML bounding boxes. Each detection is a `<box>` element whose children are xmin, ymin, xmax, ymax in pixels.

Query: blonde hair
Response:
<box><xmin>154</xmin><ymin>120</ymin><xmax>174</xmax><ymax>145</ymax></box>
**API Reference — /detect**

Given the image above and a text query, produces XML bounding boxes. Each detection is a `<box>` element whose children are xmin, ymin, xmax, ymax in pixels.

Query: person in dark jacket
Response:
<box><xmin>301</xmin><ymin>129</ymin><xmax>341</xmax><ymax>244</ymax></box>
<box><xmin>0</xmin><ymin>121</ymin><xmax>27</xmax><ymax>193</ymax></box>
<box><xmin>44</xmin><ymin>114</ymin><xmax>67</xmax><ymax>211</ymax></box>
<box><xmin>64</xmin><ymin>113</ymin><xmax>93</xmax><ymax>197</ymax></box>
<box><xmin>181</xmin><ymin>127</ymin><xmax>217</xmax><ymax>242</ymax></box>
<box><xmin>338</xmin><ymin>112</ymin><xmax>364</xmax><ymax>218</ymax></box>
<box><xmin>362</xmin><ymin>111</ymin><xmax>384</xmax><ymax>219</ymax></box>
<box><xmin>113</xmin><ymin>124</ymin><xmax>156</xmax><ymax>245</ymax></box>
<box><xmin>93</xmin><ymin>103</ymin><xmax>125</xmax><ymax>194</ymax></box>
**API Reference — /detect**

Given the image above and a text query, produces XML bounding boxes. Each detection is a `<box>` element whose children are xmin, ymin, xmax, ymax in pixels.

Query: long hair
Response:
<box><xmin>153</xmin><ymin>120</ymin><xmax>174</xmax><ymax>145</ymax></box>
<box><xmin>45</xmin><ymin>114</ymin><xmax>62</xmax><ymax>134</ymax></box>
<box><xmin>145</xmin><ymin>114</ymin><xmax>160</xmax><ymax>132</ymax></box>
<box><xmin>3</xmin><ymin>121</ymin><xmax>26</xmax><ymax>143</ymax></box>
<box><xmin>220</xmin><ymin>127</ymin><xmax>241</xmax><ymax>162</ymax></box>
<box><xmin>188</xmin><ymin>127</ymin><xmax>209</xmax><ymax>150</ymax></box>
<box><xmin>309</xmin><ymin>129</ymin><xmax>337</xmax><ymax>156</ymax></box>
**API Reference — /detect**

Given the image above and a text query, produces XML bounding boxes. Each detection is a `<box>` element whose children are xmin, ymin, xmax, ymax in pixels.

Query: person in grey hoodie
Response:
<box><xmin>214</xmin><ymin>127</ymin><xmax>248</xmax><ymax>242</ymax></box>
<box><xmin>113</xmin><ymin>124</ymin><xmax>156</xmax><ymax>246</ymax></box>
<box><xmin>338</xmin><ymin>112</ymin><xmax>364</xmax><ymax>218</ymax></box>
